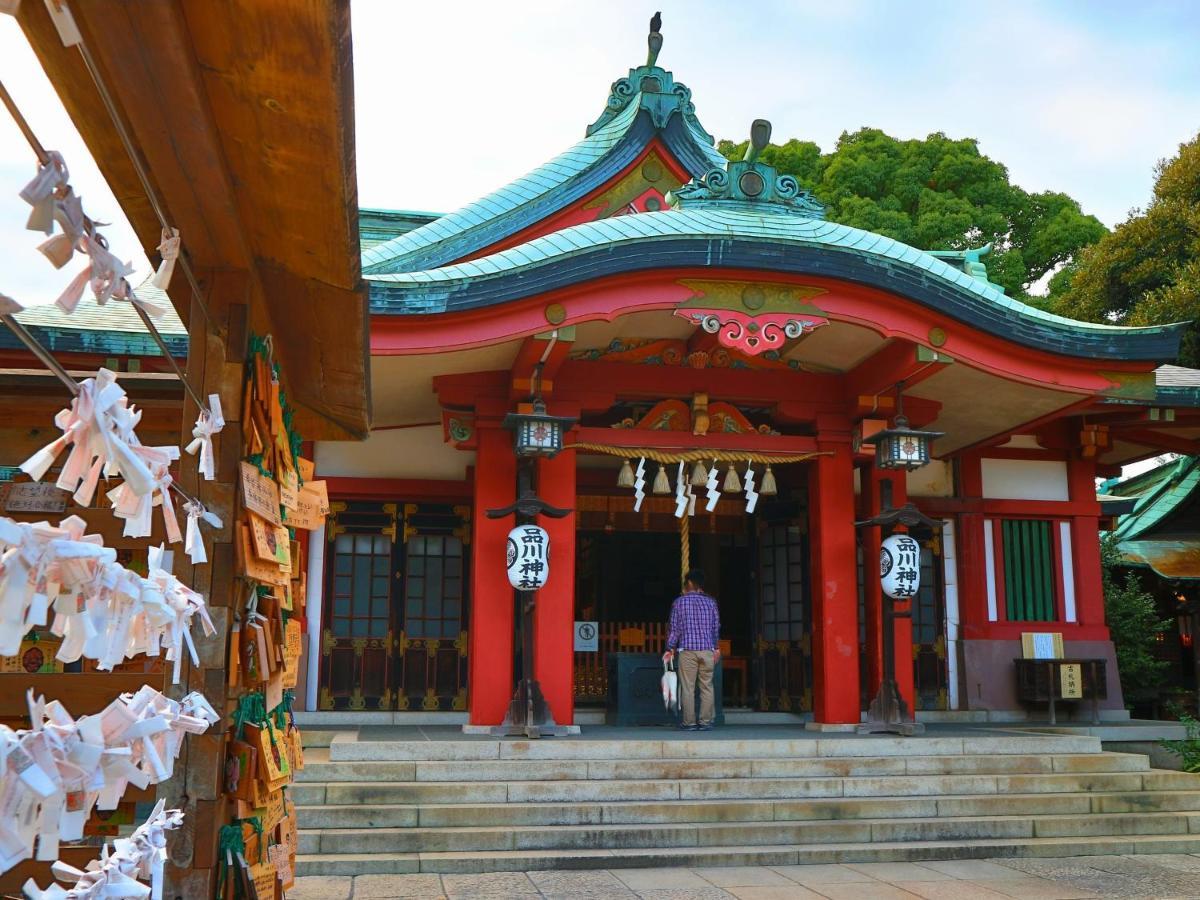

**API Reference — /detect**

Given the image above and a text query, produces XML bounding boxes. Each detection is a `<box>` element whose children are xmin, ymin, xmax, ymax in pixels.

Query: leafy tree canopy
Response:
<box><xmin>1048</xmin><ymin>133</ymin><xmax>1200</xmax><ymax>367</ymax></box>
<box><xmin>1099</xmin><ymin>535</ymin><xmax>1170</xmax><ymax>704</ymax></box>
<box><xmin>718</xmin><ymin>128</ymin><xmax>1107</xmax><ymax>300</ymax></box>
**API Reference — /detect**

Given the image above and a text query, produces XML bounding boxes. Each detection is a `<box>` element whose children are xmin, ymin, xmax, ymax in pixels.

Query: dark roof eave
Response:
<box><xmin>0</xmin><ymin>324</ymin><xmax>188</xmax><ymax>358</ymax></box>
<box><xmin>367</xmin><ymin>237</ymin><xmax>1185</xmax><ymax>363</ymax></box>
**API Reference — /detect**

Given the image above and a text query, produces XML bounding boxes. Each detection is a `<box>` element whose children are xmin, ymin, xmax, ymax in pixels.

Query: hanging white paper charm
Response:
<box><xmin>705</xmin><ymin>462</ymin><xmax>720</xmax><ymax>513</ymax></box>
<box><xmin>673</xmin><ymin>460</ymin><xmax>688</xmax><ymax>518</ymax></box>
<box><xmin>184</xmin><ymin>394</ymin><xmax>224</xmax><ymax>481</ymax></box>
<box><xmin>744</xmin><ymin>463</ymin><xmax>759</xmax><ymax>514</ymax></box>
<box><xmin>633</xmin><ymin>457</ymin><xmax>646</xmax><ymax>512</ymax></box>
<box><xmin>151</xmin><ymin>226</ymin><xmax>181</xmax><ymax>290</ymax></box>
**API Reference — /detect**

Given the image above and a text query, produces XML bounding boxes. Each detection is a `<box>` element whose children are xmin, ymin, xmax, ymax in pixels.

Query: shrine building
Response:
<box><xmin>17</xmin><ymin>28</ymin><xmax>1191</xmax><ymax>730</ymax></box>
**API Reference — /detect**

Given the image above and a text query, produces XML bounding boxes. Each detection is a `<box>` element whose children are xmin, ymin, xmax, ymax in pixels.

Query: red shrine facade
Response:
<box><xmin>304</xmin><ymin>31</ymin><xmax>1194</xmax><ymax>727</ymax></box>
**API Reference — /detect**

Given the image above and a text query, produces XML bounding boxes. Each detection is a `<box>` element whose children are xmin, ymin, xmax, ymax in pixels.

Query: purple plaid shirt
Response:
<box><xmin>667</xmin><ymin>591</ymin><xmax>720</xmax><ymax>651</ymax></box>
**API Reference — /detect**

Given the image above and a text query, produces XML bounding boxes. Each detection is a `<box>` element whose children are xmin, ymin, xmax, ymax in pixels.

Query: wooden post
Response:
<box><xmin>160</xmin><ymin>272</ymin><xmax>249</xmax><ymax>900</ymax></box>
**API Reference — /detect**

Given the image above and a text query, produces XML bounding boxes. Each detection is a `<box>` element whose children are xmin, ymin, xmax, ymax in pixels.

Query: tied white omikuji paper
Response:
<box><xmin>183</xmin><ymin>394</ymin><xmax>224</xmax><ymax>482</ymax></box>
<box><xmin>0</xmin><ymin>687</ymin><xmax>215</xmax><ymax>875</ymax></box>
<box><xmin>0</xmin><ymin>515</ymin><xmax>216</xmax><ymax>682</ymax></box>
<box><xmin>20</xmin><ymin>369</ymin><xmax>188</xmax><ymax>543</ymax></box>
<box><xmin>18</xmin><ymin>150</ymin><xmax>166</xmax><ymax>320</ymax></box>
<box><xmin>24</xmin><ymin>800</ymin><xmax>184</xmax><ymax>900</ymax></box>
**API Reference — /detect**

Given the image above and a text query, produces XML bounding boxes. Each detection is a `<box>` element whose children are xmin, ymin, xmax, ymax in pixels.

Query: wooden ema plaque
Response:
<box><xmin>286</xmin><ymin>480</ymin><xmax>329</xmax><ymax>531</ymax></box>
<box><xmin>4</xmin><ymin>482</ymin><xmax>69</xmax><ymax>513</ymax></box>
<box><xmin>240</xmin><ymin>462</ymin><xmax>282</xmax><ymax>526</ymax></box>
<box><xmin>238</xmin><ymin>523</ymin><xmax>289</xmax><ymax>587</ymax></box>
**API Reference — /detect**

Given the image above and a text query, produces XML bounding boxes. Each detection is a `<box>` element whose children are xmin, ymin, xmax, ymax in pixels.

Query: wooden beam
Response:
<box><xmin>509</xmin><ymin>331</ymin><xmax>575</xmax><ymax>398</ymax></box>
<box><xmin>844</xmin><ymin>339</ymin><xmax>950</xmax><ymax>411</ymax></box>
<box><xmin>1121</xmin><ymin>428</ymin><xmax>1200</xmax><ymax>457</ymax></box>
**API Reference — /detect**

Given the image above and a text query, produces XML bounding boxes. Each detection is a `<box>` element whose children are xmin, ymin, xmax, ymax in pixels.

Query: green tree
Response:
<box><xmin>719</xmin><ymin>128</ymin><xmax>1106</xmax><ymax>299</ymax></box>
<box><xmin>1100</xmin><ymin>535</ymin><xmax>1170</xmax><ymax>704</ymax></box>
<box><xmin>1049</xmin><ymin>133</ymin><xmax>1200</xmax><ymax>367</ymax></box>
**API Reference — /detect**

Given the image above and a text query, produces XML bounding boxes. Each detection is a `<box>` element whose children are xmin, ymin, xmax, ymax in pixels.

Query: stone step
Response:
<box><xmin>300</xmin><ymin>811</ymin><xmax>1199</xmax><ymax>855</ymax></box>
<box><xmin>326</xmin><ymin>733</ymin><xmax>1102</xmax><ymax>762</ymax></box>
<box><xmin>294</xmin><ymin>832</ymin><xmax>1200</xmax><ymax>876</ymax></box>
<box><xmin>295</xmin><ymin>789</ymin><xmax>1200</xmax><ymax>829</ymax></box>
<box><xmin>296</xmin><ymin>769</ymin><xmax>1179</xmax><ymax>806</ymax></box>
<box><xmin>295</xmin><ymin>750</ymin><xmax>1149</xmax><ymax>783</ymax></box>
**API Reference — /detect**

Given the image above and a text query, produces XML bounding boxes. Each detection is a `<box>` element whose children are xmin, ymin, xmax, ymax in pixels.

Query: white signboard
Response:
<box><xmin>880</xmin><ymin>534</ymin><xmax>921</xmax><ymax>599</ymax></box>
<box><xmin>506</xmin><ymin>525</ymin><xmax>550</xmax><ymax>590</ymax></box>
<box><xmin>574</xmin><ymin>621</ymin><xmax>598</xmax><ymax>652</ymax></box>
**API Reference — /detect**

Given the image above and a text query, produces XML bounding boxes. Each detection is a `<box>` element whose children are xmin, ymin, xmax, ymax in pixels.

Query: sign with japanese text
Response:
<box><xmin>4</xmin><ymin>481</ymin><xmax>68</xmax><ymax>514</ymax></box>
<box><xmin>880</xmin><ymin>534</ymin><xmax>921</xmax><ymax>599</ymax></box>
<box><xmin>1060</xmin><ymin>663</ymin><xmax>1083</xmax><ymax>699</ymax></box>
<box><xmin>506</xmin><ymin>525</ymin><xmax>550</xmax><ymax>590</ymax></box>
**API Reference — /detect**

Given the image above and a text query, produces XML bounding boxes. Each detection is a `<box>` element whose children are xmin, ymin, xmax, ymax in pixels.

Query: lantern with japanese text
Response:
<box><xmin>880</xmin><ymin>533</ymin><xmax>921</xmax><ymax>599</ymax></box>
<box><xmin>506</xmin><ymin>524</ymin><xmax>550</xmax><ymax>590</ymax></box>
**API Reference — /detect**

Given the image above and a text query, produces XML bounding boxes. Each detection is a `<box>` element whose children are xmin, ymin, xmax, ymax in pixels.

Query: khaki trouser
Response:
<box><xmin>678</xmin><ymin>649</ymin><xmax>715</xmax><ymax>726</ymax></box>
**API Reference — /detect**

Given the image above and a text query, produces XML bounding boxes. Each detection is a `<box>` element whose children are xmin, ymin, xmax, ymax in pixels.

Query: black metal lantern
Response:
<box><xmin>502</xmin><ymin>398</ymin><xmax>576</xmax><ymax>458</ymax></box>
<box><xmin>862</xmin><ymin>389</ymin><xmax>943</xmax><ymax>471</ymax></box>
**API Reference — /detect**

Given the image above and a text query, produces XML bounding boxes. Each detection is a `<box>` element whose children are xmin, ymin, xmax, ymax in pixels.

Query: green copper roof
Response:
<box><xmin>360</xmin><ymin>208</ymin><xmax>441</xmax><ymax>250</ymax></box>
<box><xmin>367</xmin><ymin>204</ymin><xmax>1175</xmax><ymax>337</ymax></box>
<box><xmin>0</xmin><ymin>281</ymin><xmax>188</xmax><ymax>358</ymax></box>
<box><xmin>361</xmin><ymin>60</ymin><xmax>726</xmax><ymax>277</ymax></box>
<box><xmin>1109</xmin><ymin>456</ymin><xmax>1200</xmax><ymax>542</ymax></box>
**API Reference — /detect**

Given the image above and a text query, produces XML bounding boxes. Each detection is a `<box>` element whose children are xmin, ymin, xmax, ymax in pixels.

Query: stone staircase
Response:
<box><xmin>293</xmin><ymin>730</ymin><xmax>1200</xmax><ymax>876</ymax></box>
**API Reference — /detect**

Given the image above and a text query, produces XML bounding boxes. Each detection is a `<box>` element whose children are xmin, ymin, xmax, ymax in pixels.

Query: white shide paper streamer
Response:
<box><xmin>0</xmin><ymin>687</ymin><xmax>215</xmax><ymax>875</ymax></box>
<box><xmin>24</xmin><ymin>800</ymin><xmax>184</xmax><ymax>899</ymax></box>
<box><xmin>0</xmin><ymin>516</ymin><xmax>216</xmax><ymax>681</ymax></box>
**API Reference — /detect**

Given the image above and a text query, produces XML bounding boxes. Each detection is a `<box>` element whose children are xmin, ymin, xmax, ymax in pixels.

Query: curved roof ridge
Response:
<box><xmin>365</xmin><ymin>206</ymin><xmax>1186</xmax><ymax>361</ymax></box>
<box><xmin>362</xmin><ymin>63</ymin><xmax>725</xmax><ymax>277</ymax></box>
<box><xmin>368</xmin><ymin>206</ymin><xmax>1174</xmax><ymax>335</ymax></box>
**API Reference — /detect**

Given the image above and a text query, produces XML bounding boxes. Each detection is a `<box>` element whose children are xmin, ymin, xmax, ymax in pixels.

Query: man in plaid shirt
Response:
<box><xmin>665</xmin><ymin>569</ymin><xmax>721</xmax><ymax>730</ymax></box>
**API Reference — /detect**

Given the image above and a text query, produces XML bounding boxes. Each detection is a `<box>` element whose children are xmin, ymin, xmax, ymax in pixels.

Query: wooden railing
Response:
<box><xmin>574</xmin><ymin>620</ymin><xmax>668</xmax><ymax>700</ymax></box>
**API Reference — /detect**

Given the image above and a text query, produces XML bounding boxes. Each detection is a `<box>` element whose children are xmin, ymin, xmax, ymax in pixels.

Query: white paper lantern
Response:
<box><xmin>880</xmin><ymin>534</ymin><xmax>921</xmax><ymax>599</ymax></box>
<box><xmin>506</xmin><ymin>525</ymin><xmax>550</xmax><ymax>590</ymax></box>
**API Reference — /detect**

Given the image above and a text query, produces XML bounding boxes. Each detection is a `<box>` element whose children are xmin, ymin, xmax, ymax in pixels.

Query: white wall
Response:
<box><xmin>907</xmin><ymin>459</ymin><xmax>954</xmax><ymax>498</ymax></box>
<box><xmin>980</xmin><ymin>458</ymin><xmax>1069</xmax><ymax>501</ymax></box>
<box><xmin>315</xmin><ymin>426</ymin><xmax>474</xmax><ymax>480</ymax></box>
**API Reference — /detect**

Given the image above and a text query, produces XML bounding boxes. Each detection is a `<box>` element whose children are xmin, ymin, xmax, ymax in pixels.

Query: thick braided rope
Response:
<box><xmin>566</xmin><ymin>443</ymin><xmax>829</xmax><ymax>465</ymax></box>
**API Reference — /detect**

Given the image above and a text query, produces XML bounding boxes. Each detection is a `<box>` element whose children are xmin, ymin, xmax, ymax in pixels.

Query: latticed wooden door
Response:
<box><xmin>911</xmin><ymin>533</ymin><xmax>949</xmax><ymax>711</ymax></box>
<box><xmin>319</xmin><ymin>502</ymin><xmax>470</xmax><ymax>711</ymax></box>
<box><xmin>755</xmin><ymin>522</ymin><xmax>813</xmax><ymax>712</ymax></box>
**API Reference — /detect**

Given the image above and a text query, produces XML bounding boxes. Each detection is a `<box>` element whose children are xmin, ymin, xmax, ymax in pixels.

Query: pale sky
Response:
<box><xmin>2</xmin><ymin>1</ymin><xmax>1199</xmax><ymax>309</ymax></box>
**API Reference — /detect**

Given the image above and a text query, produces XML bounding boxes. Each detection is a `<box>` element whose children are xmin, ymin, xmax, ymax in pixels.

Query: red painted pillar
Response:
<box><xmin>1067</xmin><ymin>456</ymin><xmax>1105</xmax><ymax>628</ymax></box>
<box><xmin>956</xmin><ymin>453</ymin><xmax>989</xmax><ymax>642</ymax></box>
<box><xmin>859</xmin><ymin>467</ymin><xmax>884</xmax><ymax>697</ymax></box>
<box><xmin>535</xmin><ymin>441</ymin><xmax>576</xmax><ymax>726</ymax></box>
<box><xmin>468</xmin><ymin>425</ymin><xmax>516</xmax><ymax>725</ymax></box>
<box><xmin>808</xmin><ymin>436</ymin><xmax>860</xmax><ymax>724</ymax></box>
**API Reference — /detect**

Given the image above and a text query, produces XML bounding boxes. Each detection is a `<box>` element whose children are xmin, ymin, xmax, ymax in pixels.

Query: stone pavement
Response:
<box><xmin>287</xmin><ymin>854</ymin><xmax>1200</xmax><ymax>899</ymax></box>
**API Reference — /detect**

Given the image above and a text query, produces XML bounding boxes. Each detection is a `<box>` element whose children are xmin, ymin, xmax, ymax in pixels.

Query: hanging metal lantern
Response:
<box><xmin>861</xmin><ymin>388</ymin><xmax>943</xmax><ymax>471</ymax></box>
<box><xmin>502</xmin><ymin>398</ymin><xmax>576</xmax><ymax>458</ymax></box>
<box><xmin>864</xmin><ymin>415</ymin><xmax>942</xmax><ymax>470</ymax></box>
